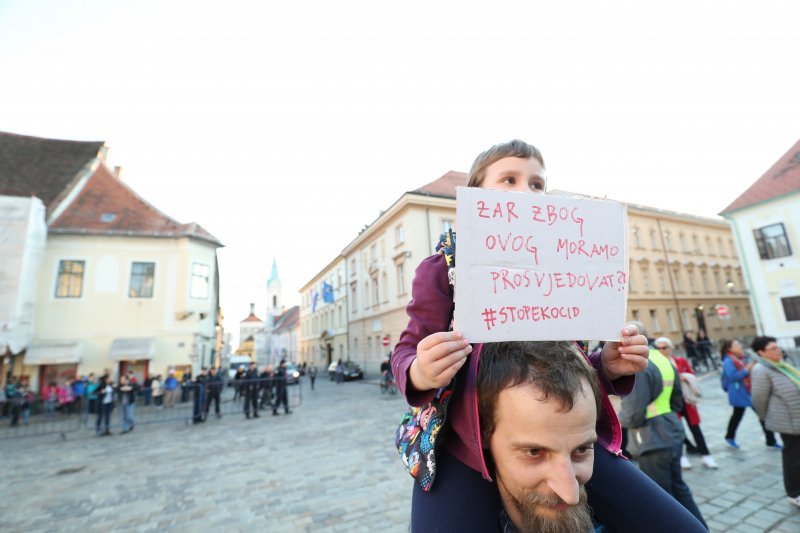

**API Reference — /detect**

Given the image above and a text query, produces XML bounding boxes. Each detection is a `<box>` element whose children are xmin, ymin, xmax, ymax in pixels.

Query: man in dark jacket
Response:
<box><xmin>272</xmin><ymin>359</ymin><xmax>291</xmax><ymax>415</ymax></box>
<box><xmin>243</xmin><ymin>362</ymin><xmax>260</xmax><ymax>419</ymax></box>
<box><xmin>620</xmin><ymin>346</ymin><xmax>706</xmax><ymax>528</ymax></box>
<box><xmin>205</xmin><ymin>367</ymin><xmax>223</xmax><ymax>419</ymax></box>
<box><xmin>192</xmin><ymin>368</ymin><xmax>208</xmax><ymax>424</ymax></box>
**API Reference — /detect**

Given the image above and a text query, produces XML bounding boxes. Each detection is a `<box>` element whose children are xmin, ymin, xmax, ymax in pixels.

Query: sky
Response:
<box><xmin>1</xmin><ymin>1</ymin><xmax>799</xmax><ymax>345</ymax></box>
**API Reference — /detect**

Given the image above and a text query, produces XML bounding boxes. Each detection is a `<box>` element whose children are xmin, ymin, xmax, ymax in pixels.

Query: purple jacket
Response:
<box><xmin>393</xmin><ymin>253</ymin><xmax>631</xmax><ymax>481</ymax></box>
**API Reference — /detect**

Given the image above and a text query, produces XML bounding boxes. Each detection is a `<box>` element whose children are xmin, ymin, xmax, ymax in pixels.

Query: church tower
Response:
<box><xmin>266</xmin><ymin>257</ymin><xmax>282</xmax><ymax>327</ymax></box>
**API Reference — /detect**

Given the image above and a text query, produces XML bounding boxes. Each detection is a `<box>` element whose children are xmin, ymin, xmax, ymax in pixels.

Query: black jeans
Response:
<box><xmin>781</xmin><ymin>433</ymin><xmax>800</xmax><ymax>498</ymax></box>
<box><xmin>636</xmin><ymin>444</ymin><xmax>707</xmax><ymax>529</ymax></box>
<box><xmin>205</xmin><ymin>391</ymin><xmax>220</xmax><ymax>415</ymax></box>
<box><xmin>683</xmin><ymin>418</ymin><xmax>710</xmax><ymax>456</ymax></box>
<box><xmin>244</xmin><ymin>390</ymin><xmax>258</xmax><ymax>416</ymax></box>
<box><xmin>726</xmin><ymin>406</ymin><xmax>777</xmax><ymax>445</ymax></box>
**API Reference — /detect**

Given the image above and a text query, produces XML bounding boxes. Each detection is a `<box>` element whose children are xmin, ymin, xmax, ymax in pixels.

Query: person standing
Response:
<box><xmin>721</xmin><ymin>339</ymin><xmax>781</xmax><ymax>449</ymax></box>
<box><xmin>621</xmin><ymin>341</ymin><xmax>708</xmax><ymax>528</ymax></box>
<box><xmin>205</xmin><ymin>367</ymin><xmax>223</xmax><ymax>419</ymax></box>
<box><xmin>273</xmin><ymin>359</ymin><xmax>291</xmax><ymax>415</ymax></box>
<box><xmin>751</xmin><ymin>336</ymin><xmax>800</xmax><ymax>508</ymax></box>
<box><xmin>654</xmin><ymin>337</ymin><xmax>719</xmax><ymax>470</ymax></box>
<box><xmin>151</xmin><ymin>374</ymin><xmax>164</xmax><ymax>409</ymax></box>
<box><xmin>143</xmin><ymin>375</ymin><xmax>153</xmax><ymax>406</ymax></box>
<box><xmin>180</xmin><ymin>370</ymin><xmax>192</xmax><ymax>403</ymax></box>
<box><xmin>118</xmin><ymin>375</ymin><xmax>137</xmax><ymax>433</ymax></box>
<box><xmin>96</xmin><ymin>376</ymin><xmax>114</xmax><ymax>436</ymax></box>
<box><xmin>164</xmin><ymin>370</ymin><xmax>179</xmax><ymax>408</ymax></box>
<box><xmin>233</xmin><ymin>366</ymin><xmax>245</xmax><ymax>402</ymax></box>
<box><xmin>192</xmin><ymin>368</ymin><xmax>208</xmax><ymax>424</ymax></box>
<box><xmin>243</xmin><ymin>362</ymin><xmax>260</xmax><ymax>419</ymax></box>
<box><xmin>335</xmin><ymin>359</ymin><xmax>344</xmax><ymax>385</ymax></box>
<box><xmin>307</xmin><ymin>364</ymin><xmax>317</xmax><ymax>391</ymax></box>
<box><xmin>259</xmin><ymin>366</ymin><xmax>274</xmax><ymax>408</ymax></box>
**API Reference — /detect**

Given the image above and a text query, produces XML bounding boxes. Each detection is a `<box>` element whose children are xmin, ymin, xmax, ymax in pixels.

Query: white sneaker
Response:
<box><xmin>701</xmin><ymin>455</ymin><xmax>719</xmax><ymax>469</ymax></box>
<box><xmin>680</xmin><ymin>455</ymin><xmax>692</xmax><ymax>469</ymax></box>
<box><xmin>787</xmin><ymin>495</ymin><xmax>800</xmax><ymax>508</ymax></box>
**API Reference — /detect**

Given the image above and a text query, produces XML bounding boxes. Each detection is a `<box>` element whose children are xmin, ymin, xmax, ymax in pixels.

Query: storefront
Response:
<box><xmin>23</xmin><ymin>340</ymin><xmax>83</xmax><ymax>391</ymax></box>
<box><xmin>109</xmin><ymin>337</ymin><xmax>154</xmax><ymax>384</ymax></box>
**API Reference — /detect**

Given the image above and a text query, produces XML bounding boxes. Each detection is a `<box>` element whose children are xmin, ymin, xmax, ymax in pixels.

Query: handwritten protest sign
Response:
<box><xmin>453</xmin><ymin>187</ymin><xmax>628</xmax><ymax>342</ymax></box>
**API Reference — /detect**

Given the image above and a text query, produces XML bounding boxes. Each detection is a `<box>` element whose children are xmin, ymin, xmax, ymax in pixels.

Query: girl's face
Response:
<box><xmin>729</xmin><ymin>340</ymin><xmax>743</xmax><ymax>356</ymax></box>
<box><xmin>480</xmin><ymin>157</ymin><xmax>546</xmax><ymax>193</ymax></box>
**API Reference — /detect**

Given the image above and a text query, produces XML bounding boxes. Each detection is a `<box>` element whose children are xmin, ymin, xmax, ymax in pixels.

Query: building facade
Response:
<box><xmin>721</xmin><ymin>139</ymin><xmax>800</xmax><ymax>355</ymax></box>
<box><xmin>0</xmin><ymin>132</ymin><xmax>222</xmax><ymax>389</ymax></box>
<box><xmin>299</xmin><ymin>256</ymin><xmax>348</xmax><ymax>369</ymax></box>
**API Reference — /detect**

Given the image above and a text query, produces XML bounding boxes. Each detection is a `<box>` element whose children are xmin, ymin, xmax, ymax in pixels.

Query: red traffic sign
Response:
<box><xmin>716</xmin><ymin>304</ymin><xmax>730</xmax><ymax>317</ymax></box>
<box><xmin>382</xmin><ymin>336</ymin><xmax>390</xmax><ymax>347</ymax></box>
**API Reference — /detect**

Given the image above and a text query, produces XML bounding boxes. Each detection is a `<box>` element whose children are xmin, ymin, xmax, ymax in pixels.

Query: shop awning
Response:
<box><xmin>24</xmin><ymin>341</ymin><xmax>83</xmax><ymax>365</ymax></box>
<box><xmin>109</xmin><ymin>338</ymin><xmax>156</xmax><ymax>361</ymax></box>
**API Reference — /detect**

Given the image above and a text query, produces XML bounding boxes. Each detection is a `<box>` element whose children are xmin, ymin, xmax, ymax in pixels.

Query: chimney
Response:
<box><xmin>114</xmin><ymin>166</ymin><xmax>123</xmax><ymax>179</ymax></box>
<box><xmin>249</xmin><ymin>303</ymin><xmax>255</xmax><ymax>315</ymax></box>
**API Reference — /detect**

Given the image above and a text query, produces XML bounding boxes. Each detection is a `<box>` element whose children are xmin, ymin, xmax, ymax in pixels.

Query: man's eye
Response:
<box><xmin>529</xmin><ymin>180</ymin><xmax>545</xmax><ymax>191</ymax></box>
<box><xmin>525</xmin><ymin>448</ymin><xmax>544</xmax><ymax>459</ymax></box>
<box><xmin>502</xmin><ymin>177</ymin><xmax>515</xmax><ymax>184</ymax></box>
<box><xmin>574</xmin><ymin>445</ymin><xmax>594</xmax><ymax>457</ymax></box>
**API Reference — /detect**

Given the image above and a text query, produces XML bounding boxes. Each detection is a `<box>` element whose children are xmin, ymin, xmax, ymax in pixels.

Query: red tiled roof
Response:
<box><xmin>412</xmin><ymin>171</ymin><xmax>467</xmax><ymax>199</ymax></box>
<box><xmin>0</xmin><ymin>131</ymin><xmax>103</xmax><ymax>210</ymax></box>
<box><xmin>720</xmin><ymin>139</ymin><xmax>800</xmax><ymax>214</ymax></box>
<box><xmin>241</xmin><ymin>313</ymin><xmax>263</xmax><ymax>323</ymax></box>
<box><xmin>273</xmin><ymin>306</ymin><xmax>300</xmax><ymax>332</ymax></box>
<box><xmin>49</xmin><ymin>164</ymin><xmax>222</xmax><ymax>246</ymax></box>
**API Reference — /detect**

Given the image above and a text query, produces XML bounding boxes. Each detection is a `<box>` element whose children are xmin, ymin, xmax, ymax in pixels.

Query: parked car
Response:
<box><xmin>328</xmin><ymin>361</ymin><xmax>364</xmax><ymax>381</ymax></box>
<box><xmin>284</xmin><ymin>363</ymin><xmax>301</xmax><ymax>385</ymax></box>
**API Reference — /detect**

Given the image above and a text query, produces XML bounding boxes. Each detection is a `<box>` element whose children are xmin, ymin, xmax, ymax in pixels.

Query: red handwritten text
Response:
<box><xmin>555</xmin><ymin>238</ymin><xmax>620</xmax><ymax>261</ymax></box>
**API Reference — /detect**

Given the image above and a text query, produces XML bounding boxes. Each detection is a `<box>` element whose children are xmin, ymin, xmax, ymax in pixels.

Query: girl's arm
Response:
<box><xmin>723</xmin><ymin>358</ymin><xmax>750</xmax><ymax>381</ymax></box>
<box><xmin>393</xmin><ymin>254</ymin><xmax>466</xmax><ymax>406</ymax></box>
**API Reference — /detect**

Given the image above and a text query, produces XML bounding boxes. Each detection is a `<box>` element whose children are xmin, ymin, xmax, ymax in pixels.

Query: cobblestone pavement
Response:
<box><xmin>1</xmin><ymin>370</ymin><xmax>798</xmax><ymax>532</ymax></box>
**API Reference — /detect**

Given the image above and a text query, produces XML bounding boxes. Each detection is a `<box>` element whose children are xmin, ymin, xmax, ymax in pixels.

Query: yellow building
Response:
<box><xmin>623</xmin><ymin>202</ymin><xmax>755</xmax><ymax>345</ymax></box>
<box><xmin>0</xmin><ymin>132</ymin><xmax>222</xmax><ymax>389</ymax></box>
<box><xmin>721</xmin><ymin>139</ymin><xmax>800</xmax><ymax>355</ymax></box>
<box><xmin>299</xmin><ymin>256</ymin><xmax>348</xmax><ymax>369</ymax></box>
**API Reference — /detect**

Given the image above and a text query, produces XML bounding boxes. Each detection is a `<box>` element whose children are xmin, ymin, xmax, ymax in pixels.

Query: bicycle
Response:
<box><xmin>380</xmin><ymin>376</ymin><xmax>397</xmax><ymax>395</ymax></box>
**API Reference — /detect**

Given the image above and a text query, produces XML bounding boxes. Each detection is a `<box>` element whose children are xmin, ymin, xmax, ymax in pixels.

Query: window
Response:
<box><xmin>666</xmin><ymin>309</ymin><xmax>677</xmax><ymax>331</ymax></box>
<box><xmin>650</xmin><ymin>229</ymin><xmax>659</xmax><ymax>249</ymax></box>
<box><xmin>681</xmin><ymin>309</ymin><xmax>690</xmax><ymax>329</ymax></box>
<box><xmin>370</xmin><ymin>244</ymin><xmax>377</xmax><ymax>262</ymax></box>
<box><xmin>728</xmin><ymin>239</ymin><xmax>736</xmax><ymax>258</ymax></box>
<box><xmin>381</xmin><ymin>272</ymin><xmax>388</xmax><ymax>303</ymax></box>
<box><xmin>632</xmin><ymin>227</ymin><xmax>642</xmax><ymax>248</ymax></box>
<box><xmin>700</xmin><ymin>270</ymin><xmax>710</xmax><ymax>293</ymax></box>
<box><xmin>718</xmin><ymin>237</ymin><xmax>726</xmax><ymax>257</ymax></box>
<box><xmin>397</xmin><ymin>262</ymin><xmax>406</xmax><ymax>295</ymax></box>
<box><xmin>442</xmin><ymin>219</ymin><xmax>454</xmax><ymax>233</ymax></box>
<box><xmin>395</xmin><ymin>224</ymin><xmax>405</xmax><ymax>244</ymax></box>
<box><xmin>642</xmin><ymin>269</ymin><xmax>651</xmax><ymax>292</ymax></box>
<box><xmin>350</xmin><ymin>258</ymin><xmax>356</xmax><ymax>276</ymax></box>
<box><xmin>688</xmin><ymin>270</ymin><xmax>697</xmax><ymax>293</ymax></box>
<box><xmin>649</xmin><ymin>309</ymin><xmax>660</xmax><ymax>332</ymax></box>
<box><xmin>692</xmin><ymin>235</ymin><xmax>700</xmax><ymax>254</ymax></box>
<box><xmin>190</xmin><ymin>263</ymin><xmax>210</xmax><ymax>299</ymax></box>
<box><xmin>783</xmin><ymin>296</ymin><xmax>800</xmax><ymax>321</ymax></box>
<box><xmin>373</xmin><ymin>275</ymin><xmax>380</xmax><ymax>305</ymax></box>
<box><xmin>680</xmin><ymin>233</ymin><xmax>688</xmax><ymax>252</ymax></box>
<box><xmin>664</xmin><ymin>231</ymin><xmax>673</xmax><ymax>251</ymax></box>
<box><xmin>713</xmin><ymin>270</ymin><xmax>722</xmax><ymax>293</ymax></box>
<box><xmin>673</xmin><ymin>269</ymin><xmax>682</xmax><ymax>292</ymax></box>
<box><xmin>657</xmin><ymin>269</ymin><xmax>666</xmax><ymax>292</ymax></box>
<box><xmin>706</xmin><ymin>236</ymin><xmax>715</xmax><ymax>256</ymax></box>
<box><xmin>351</xmin><ymin>284</ymin><xmax>357</xmax><ymax>314</ymax></box>
<box><xmin>754</xmin><ymin>223</ymin><xmax>792</xmax><ymax>259</ymax></box>
<box><xmin>55</xmin><ymin>260</ymin><xmax>85</xmax><ymax>298</ymax></box>
<box><xmin>129</xmin><ymin>262</ymin><xmax>155</xmax><ymax>298</ymax></box>
<box><xmin>631</xmin><ymin>310</ymin><xmax>640</xmax><ymax>322</ymax></box>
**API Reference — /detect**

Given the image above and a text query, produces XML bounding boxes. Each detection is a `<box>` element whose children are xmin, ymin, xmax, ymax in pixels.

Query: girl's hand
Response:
<box><xmin>409</xmin><ymin>331</ymin><xmax>472</xmax><ymax>391</ymax></box>
<box><xmin>601</xmin><ymin>324</ymin><xmax>650</xmax><ymax>381</ymax></box>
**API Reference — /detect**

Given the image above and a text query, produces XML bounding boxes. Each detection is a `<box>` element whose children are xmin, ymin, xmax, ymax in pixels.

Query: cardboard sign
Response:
<box><xmin>454</xmin><ymin>188</ymin><xmax>628</xmax><ymax>342</ymax></box>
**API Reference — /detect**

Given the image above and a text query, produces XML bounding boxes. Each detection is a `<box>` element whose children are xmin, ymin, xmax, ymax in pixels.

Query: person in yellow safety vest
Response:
<box><xmin>620</xmin><ymin>345</ymin><xmax>708</xmax><ymax>530</ymax></box>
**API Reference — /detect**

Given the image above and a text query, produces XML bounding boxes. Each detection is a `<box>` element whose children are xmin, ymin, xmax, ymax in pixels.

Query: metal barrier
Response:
<box><xmin>0</xmin><ymin>396</ymin><xmax>83</xmax><ymax>440</ymax></box>
<box><xmin>0</xmin><ymin>378</ymin><xmax>303</xmax><ymax>440</ymax></box>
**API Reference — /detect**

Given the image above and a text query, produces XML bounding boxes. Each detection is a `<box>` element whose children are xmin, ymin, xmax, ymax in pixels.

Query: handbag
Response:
<box><xmin>679</xmin><ymin>372</ymin><xmax>702</xmax><ymax>405</ymax></box>
<box><xmin>395</xmin><ymin>380</ymin><xmax>456</xmax><ymax>491</ymax></box>
<box><xmin>394</xmin><ymin>230</ymin><xmax>457</xmax><ymax>492</ymax></box>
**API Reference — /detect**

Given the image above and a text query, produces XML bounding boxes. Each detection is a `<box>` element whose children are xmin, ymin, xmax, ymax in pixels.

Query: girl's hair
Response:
<box><xmin>467</xmin><ymin>139</ymin><xmax>546</xmax><ymax>188</ymax></box>
<box><xmin>720</xmin><ymin>339</ymin><xmax>734</xmax><ymax>357</ymax></box>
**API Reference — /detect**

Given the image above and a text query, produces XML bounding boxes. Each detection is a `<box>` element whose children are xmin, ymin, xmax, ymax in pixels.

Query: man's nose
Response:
<box><xmin>546</xmin><ymin>458</ymin><xmax>581</xmax><ymax>505</ymax></box>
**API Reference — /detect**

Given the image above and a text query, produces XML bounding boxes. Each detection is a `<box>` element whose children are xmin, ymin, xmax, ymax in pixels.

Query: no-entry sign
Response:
<box><xmin>716</xmin><ymin>304</ymin><xmax>730</xmax><ymax>318</ymax></box>
<box><xmin>382</xmin><ymin>336</ymin><xmax>390</xmax><ymax>347</ymax></box>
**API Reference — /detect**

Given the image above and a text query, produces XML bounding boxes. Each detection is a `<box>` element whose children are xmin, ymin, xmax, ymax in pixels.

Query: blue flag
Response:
<box><xmin>322</xmin><ymin>281</ymin><xmax>334</xmax><ymax>303</ymax></box>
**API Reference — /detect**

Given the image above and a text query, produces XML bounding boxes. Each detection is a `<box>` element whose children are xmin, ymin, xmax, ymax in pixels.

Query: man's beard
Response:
<box><xmin>508</xmin><ymin>485</ymin><xmax>593</xmax><ymax>533</ymax></box>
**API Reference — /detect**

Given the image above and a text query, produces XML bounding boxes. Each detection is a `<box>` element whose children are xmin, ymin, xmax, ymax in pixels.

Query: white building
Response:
<box><xmin>721</xmin><ymin>139</ymin><xmax>800</xmax><ymax>355</ymax></box>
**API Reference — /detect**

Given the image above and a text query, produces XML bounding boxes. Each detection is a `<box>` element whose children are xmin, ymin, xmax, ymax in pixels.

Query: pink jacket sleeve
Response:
<box><xmin>392</xmin><ymin>254</ymin><xmax>453</xmax><ymax>407</ymax></box>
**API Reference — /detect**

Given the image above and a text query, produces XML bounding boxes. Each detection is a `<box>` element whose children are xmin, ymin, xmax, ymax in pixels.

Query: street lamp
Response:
<box><xmin>726</xmin><ymin>280</ymin><xmax>735</xmax><ymax>293</ymax></box>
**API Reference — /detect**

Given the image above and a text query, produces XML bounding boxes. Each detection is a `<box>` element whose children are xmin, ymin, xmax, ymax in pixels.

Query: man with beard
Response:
<box><xmin>477</xmin><ymin>341</ymin><xmax>601</xmax><ymax>533</ymax></box>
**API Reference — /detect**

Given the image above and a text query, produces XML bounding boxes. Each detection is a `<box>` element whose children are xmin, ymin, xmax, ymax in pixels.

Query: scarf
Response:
<box><xmin>754</xmin><ymin>355</ymin><xmax>800</xmax><ymax>390</ymax></box>
<box><xmin>728</xmin><ymin>354</ymin><xmax>751</xmax><ymax>392</ymax></box>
